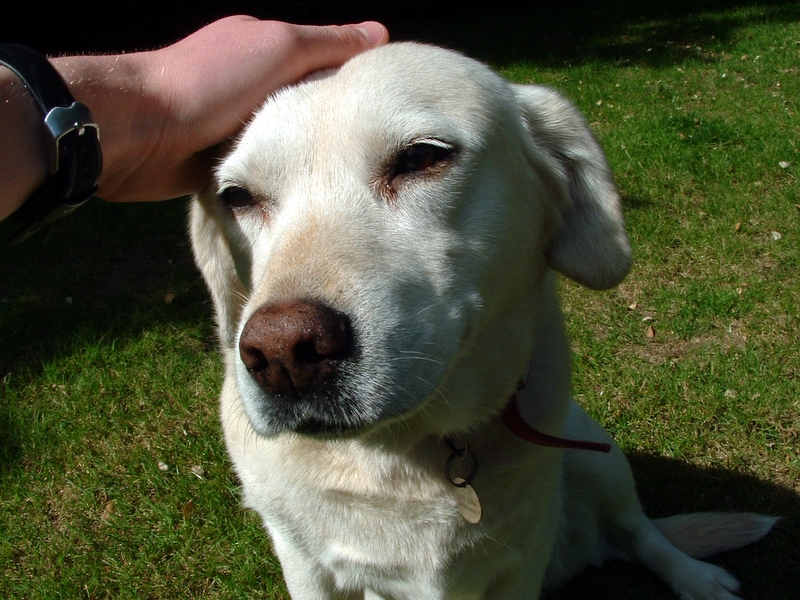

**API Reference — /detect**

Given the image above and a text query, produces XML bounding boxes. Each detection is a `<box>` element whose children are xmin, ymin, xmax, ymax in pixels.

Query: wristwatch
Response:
<box><xmin>0</xmin><ymin>43</ymin><xmax>102</xmax><ymax>244</ymax></box>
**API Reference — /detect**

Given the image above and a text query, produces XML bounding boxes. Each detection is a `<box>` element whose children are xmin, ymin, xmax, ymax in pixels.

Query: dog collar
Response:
<box><xmin>501</xmin><ymin>398</ymin><xmax>611</xmax><ymax>453</ymax></box>
<box><xmin>0</xmin><ymin>43</ymin><xmax>102</xmax><ymax>244</ymax></box>
<box><xmin>444</xmin><ymin>382</ymin><xmax>611</xmax><ymax>526</ymax></box>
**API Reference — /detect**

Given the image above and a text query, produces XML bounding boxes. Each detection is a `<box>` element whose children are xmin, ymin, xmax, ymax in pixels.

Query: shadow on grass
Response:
<box><xmin>1</xmin><ymin>0</ymin><xmax>798</xmax><ymax>67</ymax></box>
<box><xmin>0</xmin><ymin>198</ymin><xmax>213</xmax><ymax>380</ymax></box>
<box><xmin>0</xmin><ymin>198</ymin><xmax>214</xmax><ymax>476</ymax></box>
<box><xmin>546</xmin><ymin>453</ymin><xmax>800</xmax><ymax>600</ymax></box>
<box><xmin>621</xmin><ymin>195</ymin><xmax>654</xmax><ymax>212</ymax></box>
<box><xmin>390</xmin><ymin>0</ymin><xmax>800</xmax><ymax>68</ymax></box>
<box><xmin>0</xmin><ymin>404</ymin><xmax>22</xmax><ymax>471</ymax></box>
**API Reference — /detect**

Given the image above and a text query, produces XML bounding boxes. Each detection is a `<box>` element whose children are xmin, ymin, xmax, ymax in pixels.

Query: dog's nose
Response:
<box><xmin>239</xmin><ymin>301</ymin><xmax>353</xmax><ymax>398</ymax></box>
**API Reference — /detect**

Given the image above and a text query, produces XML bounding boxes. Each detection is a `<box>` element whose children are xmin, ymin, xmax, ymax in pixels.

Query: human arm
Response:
<box><xmin>0</xmin><ymin>17</ymin><xmax>388</xmax><ymax>220</ymax></box>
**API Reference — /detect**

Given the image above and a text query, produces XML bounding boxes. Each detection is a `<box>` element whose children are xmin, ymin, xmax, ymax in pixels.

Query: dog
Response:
<box><xmin>190</xmin><ymin>42</ymin><xmax>776</xmax><ymax>599</ymax></box>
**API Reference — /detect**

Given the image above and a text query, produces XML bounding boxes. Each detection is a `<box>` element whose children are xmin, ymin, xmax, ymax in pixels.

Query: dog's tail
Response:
<box><xmin>652</xmin><ymin>512</ymin><xmax>779</xmax><ymax>559</ymax></box>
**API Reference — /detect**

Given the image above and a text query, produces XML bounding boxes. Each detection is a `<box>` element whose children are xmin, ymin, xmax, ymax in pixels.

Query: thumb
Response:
<box><xmin>346</xmin><ymin>22</ymin><xmax>391</xmax><ymax>47</ymax></box>
<box><xmin>291</xmin><ymin>21</ymin><xmax>390</xmax><ymax>73</ymax></box>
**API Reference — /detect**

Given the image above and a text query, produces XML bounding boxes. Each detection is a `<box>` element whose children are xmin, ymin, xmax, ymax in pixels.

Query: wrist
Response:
<box><xmin>0</xmin><ymin>45</ymin><xmax>105</xmax><ymax>241</ymax></box>
<box><xmin>49</xmin><ymin>53</ymin><xmax>148</xmax><ymax>201</ymax></box>
<box><xmin>0</xmin><ymin>66</ymin><xmax>49</xmax><ymax>219</ymax></box>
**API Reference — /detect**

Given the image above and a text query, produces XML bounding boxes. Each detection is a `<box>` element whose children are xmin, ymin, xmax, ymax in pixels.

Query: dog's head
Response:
<box><xmin>191</xmin><ymin>43</ymin><xmax>630</xmax><ymax>440</ymax></box>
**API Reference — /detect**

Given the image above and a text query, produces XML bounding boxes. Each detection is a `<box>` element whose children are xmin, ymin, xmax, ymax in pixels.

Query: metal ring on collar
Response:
<box><xmin>445</xmin><ymin>444</ymin><xmax>479</xmax><ymax>488</ymax></box>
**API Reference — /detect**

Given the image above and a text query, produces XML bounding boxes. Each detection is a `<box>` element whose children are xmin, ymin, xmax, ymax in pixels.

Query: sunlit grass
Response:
<box><xmin>1</xmin><ymin>2</ymin><xmax>798</xmax><ymax>598</ymax></box>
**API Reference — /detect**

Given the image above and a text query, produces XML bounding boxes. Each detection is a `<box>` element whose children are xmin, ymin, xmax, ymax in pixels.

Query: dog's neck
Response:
<box><xmin>513</xmin><ymin>273</ymin><xmax>573</xmax><ymax>432</ymax></box>
<box><xmin>443</xmin><ymin>276</ymin><xmax>609</xmax><ymax>506</ymax></box>
<box><xmin>501</xmin><ymin>276</ymin><xmax>610</xmax><ymax>452</ymax></box>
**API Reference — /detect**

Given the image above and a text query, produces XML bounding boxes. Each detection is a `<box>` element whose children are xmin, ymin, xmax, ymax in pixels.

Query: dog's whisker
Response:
<box><xmin>410</xmin><ymin>303</ymin><xmax>440</xmax><ymax>319</ymax></box>
<box><xmin>389</xmin><ymin>355</ymin><xmax>446</xmax><ymax>366</ymax></box>
<box><xmin>231</xmin><ymin>288</ymin><xmax>249</xmax><ymax>304</ymax></box>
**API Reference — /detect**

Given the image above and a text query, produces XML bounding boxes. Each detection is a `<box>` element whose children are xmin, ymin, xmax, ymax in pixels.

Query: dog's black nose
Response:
<box><xmin>239</xmin><ymin>301</ymin><xmax>353</xmax><ymax>398</ymax></box>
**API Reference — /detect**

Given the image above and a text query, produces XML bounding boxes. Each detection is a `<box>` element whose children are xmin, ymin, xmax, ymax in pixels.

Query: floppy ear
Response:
<box><xmin>512</xmin><ymin>84</ymin><xmax>631</xmax><ymax>290</ymax></box>
<box><xmin>189</xmin><ymin>192</ymin><xmax>248</xmax><ymax>351</ymax></box>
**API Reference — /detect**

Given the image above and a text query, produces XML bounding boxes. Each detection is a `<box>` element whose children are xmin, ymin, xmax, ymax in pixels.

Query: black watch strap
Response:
<box><xmin>0</xmin><ymin>43</ymin><xmax>102</xmax><ymax>244</ymax></box>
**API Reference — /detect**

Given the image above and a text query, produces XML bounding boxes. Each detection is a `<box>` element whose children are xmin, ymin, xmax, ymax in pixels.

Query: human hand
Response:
<box><xmin>54</xmin><ymin>17</ymin><xmax>389</xmax><ymax>204</ymax></box>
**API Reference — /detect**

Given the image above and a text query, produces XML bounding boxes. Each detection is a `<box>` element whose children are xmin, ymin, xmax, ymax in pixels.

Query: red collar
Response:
<box><xmin>501</xmin><ymin>397</ymin><xmax>611</xmax><ymax>453</ymax></box>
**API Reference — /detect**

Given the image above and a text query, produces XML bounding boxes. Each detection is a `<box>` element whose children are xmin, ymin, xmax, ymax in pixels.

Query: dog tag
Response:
<box><xmin>451</xmin><ymin>477</ymin><xmax>482</xmax><ymax>524</ymax></box>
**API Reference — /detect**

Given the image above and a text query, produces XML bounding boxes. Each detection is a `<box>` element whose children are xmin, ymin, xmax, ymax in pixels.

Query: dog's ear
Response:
<box><xmin>513</xmin><ymin>84</ymin><xmax>631</xmax><ymax>290</ymax></box>
<box><xmin>190</xmin><ymin>192</ymin><xmax>248</xmax><ymax>350</ymax></box>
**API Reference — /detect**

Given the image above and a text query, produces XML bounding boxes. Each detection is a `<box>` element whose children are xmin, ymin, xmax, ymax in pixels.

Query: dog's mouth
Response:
<box><xmin>273</xmin><ymin>402</ymin><xmax>363</xmax><ymax>437</ymax></box>
<box><xmin>293</xmin><ymin>416</ymin><xmax>345</xmax><ymax>436</ymax></box>
<box><xmin>256</xmin><ymin>385</ymin><xmax>375</xmax><ymax>437</ymax></box>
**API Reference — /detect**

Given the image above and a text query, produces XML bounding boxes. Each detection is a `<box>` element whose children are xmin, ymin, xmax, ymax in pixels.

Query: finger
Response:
<box><xmin>288</xmin><ymin>21</ymin><xmax>389</xmax><ymax>74</ymax></box>
<box><xmin>343</xmin><ymin>21</ymin><xmax>391</xmax><ymax>46</ymax></box>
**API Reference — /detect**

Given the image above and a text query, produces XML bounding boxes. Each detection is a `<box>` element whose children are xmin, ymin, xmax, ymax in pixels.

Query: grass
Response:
<box><xmin>1</xmin><ymin>1</ymin><xmax>799</xmax><ymax>598</ymax></box>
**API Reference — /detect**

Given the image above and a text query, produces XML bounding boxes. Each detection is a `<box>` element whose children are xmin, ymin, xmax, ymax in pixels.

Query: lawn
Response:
<box><xmin>1</xmin><ymin>1</ymin><xmax>798</xmax><ymax>598</ymax></box>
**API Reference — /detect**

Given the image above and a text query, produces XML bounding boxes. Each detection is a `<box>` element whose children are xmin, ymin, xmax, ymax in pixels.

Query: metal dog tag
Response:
<box><xmin>451</xmin><ymin>477</ymin><xmax>482</xmax><ymax>524</ymax></box>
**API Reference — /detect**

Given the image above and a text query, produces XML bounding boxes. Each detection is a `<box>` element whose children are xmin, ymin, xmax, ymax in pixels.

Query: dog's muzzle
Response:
<box><xmin>238</xmin><ymin>300</ymin><xmax>358</xmax><ymax>434</ymax></box>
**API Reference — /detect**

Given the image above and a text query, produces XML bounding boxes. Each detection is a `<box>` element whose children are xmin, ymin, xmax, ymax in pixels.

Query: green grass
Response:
<box><xmin>2</xmin><ymin>2</ymin><xmax>799</xmax><ymax>598</ymax></box>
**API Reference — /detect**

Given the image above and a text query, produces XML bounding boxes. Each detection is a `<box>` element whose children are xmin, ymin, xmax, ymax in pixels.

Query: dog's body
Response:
<box><xmin>190</xmin><ymin>43</ymin><xmax>775</xmax><ymax>599</ymax></box>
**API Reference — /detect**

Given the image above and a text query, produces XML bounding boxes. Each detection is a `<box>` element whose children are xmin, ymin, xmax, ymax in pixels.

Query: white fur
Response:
<box><xmin>190</xmin><ymin>42</ymin><xmax>775</xmax><ymax>599</ymax></box>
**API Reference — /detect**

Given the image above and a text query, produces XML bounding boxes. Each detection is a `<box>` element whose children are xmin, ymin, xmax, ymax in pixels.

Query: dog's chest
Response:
<box><xmin>235</xmin><ymin>435</ymin><xmax>498</xmax><ymax>584</ymax></box>
<box><xmin>233</xmin><ymin>430</ymin><xmax>563</xmax><ymax>597</ymax></box>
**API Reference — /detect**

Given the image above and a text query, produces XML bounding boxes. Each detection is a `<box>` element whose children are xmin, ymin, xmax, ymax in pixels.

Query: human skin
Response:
<box><xmin>0</xmin><ymin>16</ymin><xmax>389</xmax><ymax>220</ymax></box>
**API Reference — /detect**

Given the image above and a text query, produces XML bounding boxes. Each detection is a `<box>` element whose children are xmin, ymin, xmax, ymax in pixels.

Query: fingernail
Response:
<box><xmin>353</xmin><ymin>21</ymin><xmax>389</xmax><ymax>45</ymax></box>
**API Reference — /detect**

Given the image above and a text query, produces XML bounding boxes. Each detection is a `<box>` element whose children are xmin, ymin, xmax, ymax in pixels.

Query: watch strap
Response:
<box><xmin>0</xmin><ymin>43</ymin><xmax>102</xmax><ymax>243</ymax></box>
<box><xmin>0</xmin><ymin>43</ymin><xmax>75</xmax><ymax>118</ymax></box>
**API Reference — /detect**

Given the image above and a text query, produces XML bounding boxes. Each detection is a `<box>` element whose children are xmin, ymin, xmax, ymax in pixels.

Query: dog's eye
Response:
<box><xmin>218</xmin><ymin>185</ymin><xmax>258</xmax><ymax>209</ymax></box>
<box><xmin>391</xmin><ymin>141</ymin><xmax>456</xmax><ymax>179</ymax></box>
<box><xmin>382</xmin><ymin>140</ymin><xmax>458</xmax><ymax>202</ymax></box>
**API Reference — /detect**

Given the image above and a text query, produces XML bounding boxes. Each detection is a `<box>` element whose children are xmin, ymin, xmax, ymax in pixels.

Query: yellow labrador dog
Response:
<box><xmin>190</xmin><ymin>43</ymin><xmax>775</xmax><ymax>599</ymax></box>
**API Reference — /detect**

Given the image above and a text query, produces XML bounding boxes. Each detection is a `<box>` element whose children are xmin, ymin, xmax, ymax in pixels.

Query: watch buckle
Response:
<box><xmin>44</xmin><ymin>101</ymin><xmax>100</xmax><ymax>174</ymax></box>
